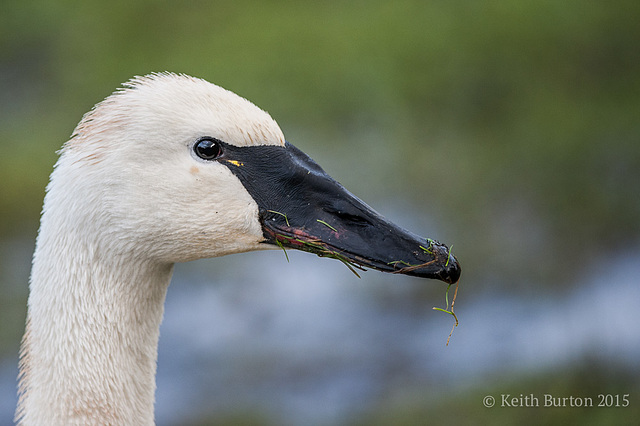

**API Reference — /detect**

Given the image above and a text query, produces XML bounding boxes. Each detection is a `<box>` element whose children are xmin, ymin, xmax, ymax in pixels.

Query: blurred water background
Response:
<box><xmin>1</xmin><ymin>1</ymin><xmax>639</xmax><ymax>424</ymax></box>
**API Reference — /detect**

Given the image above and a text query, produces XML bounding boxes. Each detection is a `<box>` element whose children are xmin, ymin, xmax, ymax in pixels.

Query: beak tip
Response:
<box><xmin>442</xmin><ymin>256</ymin><xmax>461</xmax><ymax>284</ymax></box>
<box><xmin>423</xmin><ymin>241</ymin><xmax>461</xmax><ymax>284</ymax></box>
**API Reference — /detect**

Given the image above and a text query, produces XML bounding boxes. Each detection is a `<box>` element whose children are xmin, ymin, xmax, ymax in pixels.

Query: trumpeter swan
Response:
<box><xmin>16</xmin><ymin>73</ymin><xmax>459</xmax><ymax>425</ymax></box>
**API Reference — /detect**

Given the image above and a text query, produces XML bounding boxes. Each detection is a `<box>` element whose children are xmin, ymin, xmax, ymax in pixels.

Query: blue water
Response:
<box><xmin>155</xmin><ymin>248</ymin><xmax>640</xmax><ymax>425</ymax></box>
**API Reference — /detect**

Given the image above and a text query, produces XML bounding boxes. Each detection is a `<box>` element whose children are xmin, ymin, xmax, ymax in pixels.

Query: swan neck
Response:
<box><xmin>17</xmin><ymin>226</ymin><xmax>173</xmax><ymax>425</ymax></box>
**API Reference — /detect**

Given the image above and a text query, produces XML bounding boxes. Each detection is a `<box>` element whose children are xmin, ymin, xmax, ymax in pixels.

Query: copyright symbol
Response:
<box><xmin>483</xmin><ymin>395</ymin><xmax>495</xmax><ymax>408</ymax></box>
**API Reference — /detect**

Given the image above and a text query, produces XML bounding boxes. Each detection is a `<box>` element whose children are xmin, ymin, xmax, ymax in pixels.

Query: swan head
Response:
<box><xmin>51</xmin><ymin>73</ymin><xmax>459</xmax><ymax>283</ymax></box>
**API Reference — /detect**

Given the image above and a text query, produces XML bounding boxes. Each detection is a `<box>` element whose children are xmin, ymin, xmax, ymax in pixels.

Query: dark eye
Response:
<box><xmin>194</xmin><ymin>137</ymin><xmax>223</xmax><ymax>160</ymax></box>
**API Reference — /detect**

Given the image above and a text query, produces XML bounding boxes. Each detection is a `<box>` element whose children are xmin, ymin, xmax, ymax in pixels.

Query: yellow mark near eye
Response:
<box><xmin>226</xmin><ymin>160</ymin><xmax>244</xmax><ymax>167</ymax></box>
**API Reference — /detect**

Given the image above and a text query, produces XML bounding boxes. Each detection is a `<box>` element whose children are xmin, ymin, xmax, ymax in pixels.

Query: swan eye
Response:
<box><xmin>194</xmin><ymin>137</ymin><xmax>223</xmax><ymax>160</ymax></box>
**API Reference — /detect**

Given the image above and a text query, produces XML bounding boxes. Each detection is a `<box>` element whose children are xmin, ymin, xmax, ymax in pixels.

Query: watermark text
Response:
<box><xmin>482</xmin><ymin>393</ymin><xmax>630</xmax><ymax>408</ymax></box>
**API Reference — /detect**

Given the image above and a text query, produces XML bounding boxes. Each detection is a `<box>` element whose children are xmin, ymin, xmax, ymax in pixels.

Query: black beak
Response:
<box><xmin>219</xmin><ymin>141</ymin><xmax>460</xmax><ymax>284</ymax></box>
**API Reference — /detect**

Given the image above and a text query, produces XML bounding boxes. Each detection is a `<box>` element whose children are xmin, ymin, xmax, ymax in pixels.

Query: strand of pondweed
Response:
<box><xmin>274</xmin><ymin>238</ymin><xmax>289</xmax><ymax>263</ymax></box>
<box><xmin>267</xmin><ymin>210</ymin><xmax>290</xmax><ymax>227</ymax></box>
<box><xmin>274</xmin><ymin>232</ymin><xmax>364</xmax><ymax>278</ymax></box>
<box><xmin>316</xmin><ymin>219</ymin><xmax>337</xmax><ymax>232</ymax></box>
<box><xmin>388</xmin><ymin>260</ymin><xmax>415</xmax><ymax>268</ymax></box>
<box><xmin>432</xmin><ymin>280</ymin><xmax>459</xmax><ymax>346</ymax></box>
<box><xmin>294</xmin><ymin>237</ymin><xmax>364</xmax><ymax>278</ymax></box>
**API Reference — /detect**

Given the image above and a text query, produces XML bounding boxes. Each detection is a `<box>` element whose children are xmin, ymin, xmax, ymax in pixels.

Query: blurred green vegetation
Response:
<box><xmin>1</xmin><ymin>0</ymin><xmax>639</xmax><ymax>423</ymax></box>
<box><xmin>182</xmin><ymin>362</ymin><xmax>639</xmax><ymax>426</ymax></box>
<box><xmin>355</xmin><ymin>362</ymin><xmax>640</xmax><ymax>426</ymax></box>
